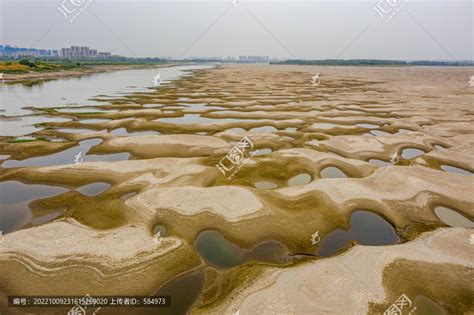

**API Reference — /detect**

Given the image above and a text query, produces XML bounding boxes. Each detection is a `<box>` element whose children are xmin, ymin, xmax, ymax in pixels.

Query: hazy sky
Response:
<box><xmin>0</xmin><ymin>0</ymin><xmax>472</xmax><ymax>60</ymax></box>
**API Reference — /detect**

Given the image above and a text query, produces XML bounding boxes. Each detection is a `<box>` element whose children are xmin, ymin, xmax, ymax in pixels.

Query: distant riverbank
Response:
<box><xmin>1</xmin><ymin>63</ymin><xmax>177</xmax><ymax>83</ymax></box>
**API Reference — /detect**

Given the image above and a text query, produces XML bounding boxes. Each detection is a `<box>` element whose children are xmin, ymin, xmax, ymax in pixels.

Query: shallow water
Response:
<box><xmin>0</xmin><ymin>181</ymin><xmax>68</xmax><ymax>233</ymax></box>
<box><xmin>111</xmin><ymin>128</ymin><xmax>160</xmax><ymax>136</ymax></box>
<box><xmin>440</xmin><ymin>164</ymin><xmax>472</xmax><ymax>176</ymax></box>
<box><xmin>288</xmin><ymin>173</ymin><xmax>312</xmax><ymax>186</ymax></box>
<box><xmin>249</xmin><ymin>126</ymin><xmax>277</xmax><ymax>133</ymax></box>
<box><xmin>370</xmin><ymin>130</ymin><xmax>391</xmax><ymax>137</ymax></box>
<box><xmin>155</xmin><ymin>270</ymin><xmax>204</xmax><ymax>315</ymax></box>
<box><xmin>0</xmin><ymin>65</ymin><xmax>213</xmax><ymax>136</ymax></box>
<box><xmin>76</xmin><ymin>182</ymin><xmax>111</xmax><ymax>196</ymax></box>
<box><xmin>368</xmin><ymin>159</ymin><xmax>391</xmax><ymax>167</ymax></box>
<box><xmin>320</xmin><ymin>166</ymin><xmax>347</xmax><ymax>178</ymax></box>
<box><xmin>57</xmin><ymin>128</ymin><xmax>104</xmax><ymax>134</ymax></box>
<box><xmin>356</xmin><ymin>123</ymin><xmax>379</xmax><ymax>129</ymax></box>
<box><xmin>2</xmin><ymin>138</ymin><xmax>103</xmax><ymax>168</ymax></box>
<box><xmin>316</xmin><ymin>210</ymin><xmax>399</xmax><ymax>256</ymax></box>
<box><xmin>252</xmin><ymin>148</ymin><xmax>272</xmax><ymax>156</ymax></box>
<box><xmin>195</xmin><ymin>230</ymin><xmax>291</xmax><ymax>269</ymax></box>
<box><xmin>80</xmin><ymin>118</ymin><xmax>111</xmax><ymax>124</ymax></box>
<box><xmin>414</xmin><ymin>295</ymin><xmax>447</xmax><ymax>315</ymax></box>
<box><xmin>194</xmin><ymin>230</ymin><xmax>246</xmax><ymax>268</ymax></box>
<box><xmin>31</xmin><ymin>211</ymin><xmax>63</xmax><ymax>226</ymax></box>
<box><xmin>434</xmin><ymin>207</ymin><xmax>474</xmax><ymax>228</ymax></box>
<box><xmin>158</xmin><ymin>114</ymin><xmax>266</xmax><ymax>125</ymax></box>
<box><xmin>401</xmin><ymin>148</ymin><xmax>425</xmax><ymax>159</ymax></box>
<box><xmin>254</xmin><ymin>181</ymin><xmax>278</xmax><ymax>190</ymax></box>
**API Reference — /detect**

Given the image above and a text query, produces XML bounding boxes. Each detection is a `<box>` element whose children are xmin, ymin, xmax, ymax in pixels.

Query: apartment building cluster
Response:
<box><xmin>0</xmin><ymin>45</ymin><xmax>112</xmax><ymax>60</ymax></box>
<box><xmin>0</xmin><ymin>45</ymin><xmax>59</xmax><ymax>58</ymax></box>
<box><xmin>60</xmin><ymin>46</ymin><xmax>111</xmax><ymax>59</ymax></box>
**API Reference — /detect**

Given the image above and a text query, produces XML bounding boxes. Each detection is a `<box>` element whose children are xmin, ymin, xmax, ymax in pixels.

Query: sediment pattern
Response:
<box><xmin>0</xmin><ymin>65</ymin><xmax>473</xmax><ymax>314</ymax></box>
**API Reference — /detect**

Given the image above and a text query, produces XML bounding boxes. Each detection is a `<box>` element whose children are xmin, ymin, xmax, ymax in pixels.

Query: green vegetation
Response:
<box><xmin>0</xmin><ymin>59</ymin><xmax>83</xmax><ymax>74</ymax></box>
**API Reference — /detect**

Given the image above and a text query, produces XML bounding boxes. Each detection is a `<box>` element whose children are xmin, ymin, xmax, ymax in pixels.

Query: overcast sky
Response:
<box><xmin>0</xmin><ymin>0</ymin><xmax>472</xmax><ymax>60</ymax></box>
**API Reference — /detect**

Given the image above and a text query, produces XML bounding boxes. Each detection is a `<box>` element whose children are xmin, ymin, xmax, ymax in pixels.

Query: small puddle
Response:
<box><xmin>158</xmin><ymin>114</ymin><xmax>259</xmax><ymax>125</ymax></box>
<box><xmin>120</xmin><ymin>192</ymin><xmax>137</xmax><ymax>201</ymax></box>
<box><xmin>288</xmin><ymin>173</ymin><xmax>312</xmax><ymax>186</ymax></box>
<box><xmin>111</xmin><ymin>128</ymin><xmax>160</xmax><ymax>136</ymax></box>
<box><xmin>249</xmin><ymin>126</ymin><xmax>277</xmax><ymax>133</ymax></box>
<box><xmin>434</xmin><ymin>206</ymin><xmax>474</xmax><ymax>228</ymax></box>
<box><xmin>76</xmin><ymin>182</ymin><xmax>111</xmax><ymax>196</ymax></box>
<box><xmin>316</xmin><ymin>210</ymin><xmax>399</xmax><ymax>256</ymax></box>
<box><xmin>85</xmin><ymin>152</ymin><xmax>130</xmax><ymax>163</ymax></box>
<box><xmin>80</xmin><ymin>118</ymin><xmax>111</xmax><ymax>124</ymax></box>
<box><xmin>312</xmin><ymin>123</ymin><xmax>344</xmax><ymax>129</ymax></box>
<box><xmin>155</xmin><ymin>270</ymin><xmax>204</xmax><ymax>315</ymax></box>
<box><xmin>440</xmin><ymin>165</ymin><xmax>472</xmax><ymax>176</ymax></box>
<box><xmin>286</xmin><ymin>127</ymin><xmax>297</xmax><ymax>132</ymax></box>
<box><xmin>56</xmin><ymin>107</ymin><xmax>118</xmax><ymax>113</ymax></box>
<box><xmin>413</xmin><ymin>295</ymin><xmax>447</xmax><ymax>315</ymax></box>
<box><xmin>226</xmin><ymin>127</ymin><xmax>246</xmax><ymax>134</ymax></box>
<box><xmin>370</xmin><ymin>130</ymin><xmax>391</xmax><ymax>137</ymax></box>
<box><xmin>31</xmin><ymin>211</ymin><xmax>63</xmax><ymax>226</ymax></box>
<box><xmin>254</xmin><ymin>181</ymin><xmax>278</xmax><ymax>190</ymax></box>
<box><xmin>58</xmin><ymin>128</ymin><xmax>104</xmax><ymax>134</ymax></box>
<box><xmin>194</xmin><ymin>230</ymin><xmax>246</xmax><ymax>268</ymax></box>
<box><xmin>320</xmin><ymin>166</ymin><xmax>347</xmax><ymax>178</ymax></box>
<box><xmin>195</xmin><ymin>230</ymin><xmax>292</xmax><ymax>269</ymax></box>
<box><xmin>401</xmin><ymin>148</ymin><xmax>425</xmax><ymax>159</ymax></box>
<box><xmin>3</xmin><ymin>138</ymin><xmax>103</xmax><ymax>168</ymax></box>
<box><xmin>0</xmin><ymin>181</ymin><xmax>68</xmax><ymax>233</ymax></box>
<box><xmin>143</xmin><ymin>104</ymin><xmax>160</xmax><ymax>108</ymax></box>
<box><xmin>368</xmin><ymin>159</ymin><xmax>392</xmax><ymax>167</ymax></box>
<box><xmin>356</xmin><ymin>123</ymin><xmax>379</xmax><ymax>129</ymax></box>
<box><xmin>252</xmin><ymin>148</ymin><xmax>272</xmax><ymax>156</ymax></box>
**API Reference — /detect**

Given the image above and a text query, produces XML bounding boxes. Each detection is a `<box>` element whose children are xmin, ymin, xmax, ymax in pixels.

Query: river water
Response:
<box><xmin>0</xmin><ymin>64</ymin><xmax>213</xmax><ymax>136</ymax></box>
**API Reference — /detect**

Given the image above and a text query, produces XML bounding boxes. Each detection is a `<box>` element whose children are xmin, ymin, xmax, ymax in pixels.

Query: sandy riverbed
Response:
<box><xmin>0</xmin><ymin>64</ymin><xmax>473</xmax><ymax>314</ymax></box>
